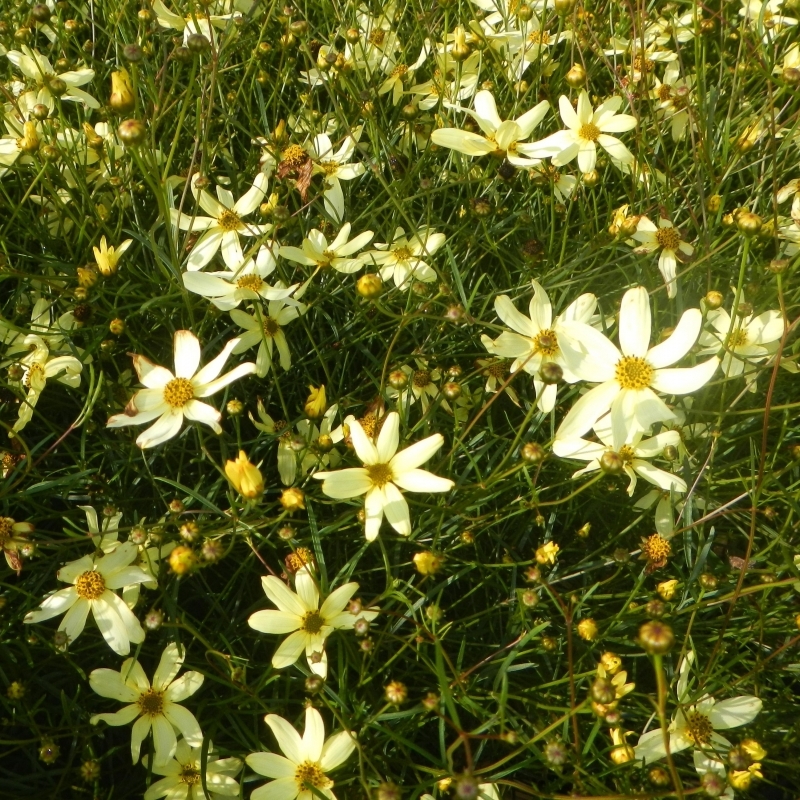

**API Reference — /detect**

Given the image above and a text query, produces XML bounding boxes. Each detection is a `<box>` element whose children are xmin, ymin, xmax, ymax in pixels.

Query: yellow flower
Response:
<box><xmin>109</xmin><ymin>68</ymin><xmax>135</xmax><ymax>113</ymax></box>
<box><xmin>599</xmin><ymin>652</ymin><xmax>622</xmax><ymax>676</ymax></box>
<box><xmin>535</xmin><ymin>541</ymin><xmax>560</xmax><ymax>565</ymax></box>
<box><xmin>741</xmin><ymin>738</ymin><xmax>767</xmax><ymax>761</ymax></box>
<box><xmin>225</xmin><ymin>451</ymin><xmax>264</xmax><ymax>499</ymax></box>
<box><xmin>304</xmin><ymin>385</ymin><xmax>327</xmax><ymax>419</ymax></box>
<box><xmin>93</xmin><ymin>236</ymin><xmax>132</xmax><ymax>276</ymax></box>
<box><xmin>413</xmin><ymin>551</ymin><xmax>443</xmax><ymax>575</ymax></box>
<box><xmin>609</xmin><ymin>728</ymin><xmax>635</xmax><ymax>764</ymax></box>
<box><xmin>577</xmin><ymin>618</ymin><xmax>598</xmax><ymax>641</ymax></box>
<box><xmin>729</xmin><ymin>763</ymin><xmax>762</xmax><ymax>790</ymax></box>
<box><xmin>657</xmin><ymin>579</ymin><xmax>679</xmax><ymax>600</ymax></box>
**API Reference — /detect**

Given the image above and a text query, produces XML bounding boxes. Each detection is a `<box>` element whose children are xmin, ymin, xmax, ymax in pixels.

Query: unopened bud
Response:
<box><xmin>357</xmin><ymin>273</ymin><xmax>383</xmax><ymax>299</ymax></box>
<box><xmin>600</xmin><ymin>451</ymin><xmax>624</xmax><ymax>475</ymax></box>
<box><xmin>109</xmin><ymin>69</ymin><xmax>135</xmax><ymax>113</ymax></box>
<box><xmin>638</xmin><ymin>620</ymin><xmax>675</xmax><ymax>654</ymax></box>
<box><xmin>565</xmin><ymin>63</ymin><xmax>586</xmax><ymax>86</ymax></box>
<box><xmin>280</xmin><ymin>487</ymin><xmax>305</xmax><ymax>511</ymax></box>
<box><xmin>737</xmin><ymin>211</ymin><xmax>762</xmax><ymax>236</ymax></box>
<box><xmin>117</xmin><ymin>119</ymin><xmax>146</xmax><ymax>146</ymax></box>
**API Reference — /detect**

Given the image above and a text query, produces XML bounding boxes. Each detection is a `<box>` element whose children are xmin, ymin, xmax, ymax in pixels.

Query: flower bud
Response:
<box><xmin>610</xmin><ymin>743</ymin><xmax>635</xmax><ymax>765</ymax></box>
<box><xmin>109</xmin><ymin>318</ymin><xmax>125</xmax><ymax>335</ymax></box>
<box><xmin>521</xmin><ymin>442</ymin><xmax>546</xmax><ymax>463</ymax></box>
<box><xmin>117</xmin><ymin>119</ymin><xmax>146</xmax><ymax>146</ymax></box>
<box><xmin>169</xmin><ymin>545</ymin><xmax>198</xmax><ymax>575</ymax></box>
<box><xmin>31</xmin><ymin>3</ymin><xmax>51</xmax><ymax>22</ymax></box>
<box><xmin>565</xmin><ymin>63</ymin><xmax>586</xmax><ymax>86</ymax></box>
<box><xmin>577</xmin><ymin>618</ymin><xmax>598</xmax><ymax>641</ymax></box>
<box><xmin>280</xmin><ymin>487</ymin><xmax>305</xmax><ymax>511</ymax></box>
<box><xmin>539</xmin><ymin>361</ymin><xmax>563</xmax><ymax>385</ymax></box>
<box><xmin>413</xmin><ymin>551</ymin><xmax>443</xmax><ymax>575</ymax></box>
<box><xmin>645</xmin><ymin>599</ymin><xmax>666</xmax><ymax>618</ymax></box>
<box><xmin>600</xmin><ymin>451</ymin><xmax>624</xmax><ymax>474</ymax></box>
<box><xmin>442</xmin><ymin>381</ymin><xmax>461</xmax><ymax>400</ymax></box>
<box><xmin>638</xmin><ymin>620</ymin><xmax>675</xmax><ymax>654</ymax></box>
<box><xmin>225</xmin><ymin>451</ymin><xmax>264</xmax><ymax>500</ymax></box>
<box><xmin>384</xmin><ymin>680</ymin><xmax>407</xmax><ymax>704</ymax></box>
<box><xmin>356</xmin><ymin>273</ymin><xmax>383</xmax><ymax>299</ymax></box>
<box><xmin>704</xmin><ymin>290</ymin><xmax>724</xmax><ymax>310</ymax></box>
<box><xmin>582</xmin><ymin>169</ymin><xmax>599</xmax><ymax>187</ymax></box>
<box><xmin>707</xmin><ymin>194</ymin><xmax>722</xmax><ymax>212</ymax></box>
<box><xmin>737</xmin><ymin>211</ymin><xmax>762</xmax><ymax>236</ymax></box>
<box><xmin>591</xmin><ymin>677</ymin><xmax>616</xmax><ymax>704</ymax></box>
<box><xmin>657</xmin><ymin>579</ymin><xmax>678</xmax><ymax>600</ymax></box>
<box><xmin>388</xmin><ymin>369</ymin><xmax>408</xmax><ymax>390</ymax></box>
<box><xmin>699</xmin><ymin>572</ymin><xmax>718</xmax><ymax>591</ymax></box>
<box><xmin>109</xmin><ymin>69</ymin><xmax>135</xmax><ymax>113</ymax></box>
<box><xmin>304</xmin><ymin>385</ymin><xmax>327</xmax><ymax>419</ymax></box>
<box><xmin>648</xmin><ymin>766</ymin><xmax>671</xmax><ymax>787</ymax></box>
<box><xmin>544</xmin><ymin>738</ymin><xmax>568</xmax><ymax>766</ymax></box>
<box><xmin>454</xmin><ymin>775</ymin><xmax>478</xmax><ymax>799</ymax></box>
<box><xmin>187</xmin><ymin>33</ymin><xmax>211</xmax><ymax>53</ymax></box>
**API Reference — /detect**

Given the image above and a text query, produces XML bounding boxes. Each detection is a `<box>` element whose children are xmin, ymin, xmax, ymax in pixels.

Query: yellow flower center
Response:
<box><xmin>295</xmin><ymin>760</ymin><xmax>332</xmax><ymax>789</ymax></box>
<box><xmin>217</xmin><ymin>209</ymin><xmax>242</xmax><ymax>232</ymax></box>
<box><xmin>366</xmin><ymin>462</ymin><xmax>394</xmax><ymax>487</ymax></box>
<box><xmin>179</xmin><ymin>766</ymin><xmax>201</xmax><ymax>785</ymax></box>
<box><xmin>533</xmin><ymin>329</ymin><xmax>560</xmax><ymax>357</ymax></box>
<box><xmin>0</xmin><ymin>517</ymin><xmax>13</xmax><ymax>546</ymax></box>
<box><xmin>75</xmin><ymin>570</ymin><xmax>106</xmax><ymax>600</ymax></box>
<box><xmin>23</xmin><ymin>362</ymin><xmax>45</xmax><ymax>389</ymax></box>
<box><xmin>485</xmin><ymin>359</ymin><xmax>510</xmax><ymax>379</ymax></box>
<box><xmin>321</xmin><ymin>160</ymin><xmax>340</xmax><ymax>175</ymax></box>
<box><xmin>137</xmin><ymin>688</ymin><xmax>165</xmax><ymax>717</ymax></box>
<box><xmin>320</xmin><ymin>249</ymin><xmax>335</xmax><ymax>266</ymax></box>
<box><xmin>391</xmin><ymin>64</ymin><xmax>408</xmax><ymax>78</ymax></box>
<box><xmin>262</xmin><ymin>317</ymin><xmax>280</xmax><ymax>337</ymax></box>
<box><xmin>236</xmin><ymin>274</ymin><xmax>264</xmax><ymax>292</ymax></box>
<box><xmin>633</xmin><ymin>55</ymin><xmax>655</xmax><ymax>73</ymax></box>
<box><xmin>163</xmin><ymin>377</ymin><xmax>195</xmax><ymax>409</ymax></box>
<box><xmin>618</xmin><ymin>445</ymin><xmax>635</xmax><ymax>463</ymax></box>
<box><xmin>655</xmin><ymin>226</ymin><xmax>681</xmax><ymax>250</ymax></box>
<box><xmin>658</xmin><ymin>84</ymin><xmax>672</xmax><ymax>102</ymax></box>
<box><xmin>359</xmin><ymin>413</ymin><xmax>378</xmax><ymax>438</ymax></box>
<box><xmin>614</xmin><ymin>356</ymin><xmax>654</xmax><ymax>390</ymax></box>
<box><xmin>728</xmin><ymin>329</ymin><xmax>749</xmax><ymax>347</ymax></box>
<box><xmin>368</xmin><ymin>29</ymin><xmax>386</xmax><ymax>46</ymax></box>
<box><xmin>413</xmin><ymin>370</ymin><xmax>432</xmax><ymax>388</ymax></box>
<box><xmin>528</xmin><ymin>30</ymin><xmax>551</xmax><ymax>45</ymax></box>
<box><xmin>578</xmin><ymin>123</ymin><xmax>601</xmax><ymax>142</ymax></box>
<box><xmin>393</xmin><ymin>245</ymin><xmax>413</xmax><ymax>262</ymax></box>
<box><xmin>301</xmin><ymin>610</ymin><xmax>325</xmax><ymax>634</ymax></box>
<box><xmin>684</xmin><ymin>711</ymin><xmax>714</xmax><ymax>745</ymax></box>
<box><xmin>281</xmin><ymin>144</ymin><xmax>307</xmax><ymax>168</ymax></box>
<box><xmin>642</xmin><ymin>533</ymin><xmax>672</xmax><ymax>563</ymax></box>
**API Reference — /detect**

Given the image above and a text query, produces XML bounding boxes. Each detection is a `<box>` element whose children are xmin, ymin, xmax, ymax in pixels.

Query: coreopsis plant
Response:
<box><xmin>171</xmin><ymin>173</ymin><xmax>271</xmax><ymax>270</ymax></box>
<box><xmin>307</xmin><ymin>129</ymin><xmax>365</xmax><ymax>222</ymax></box>
<box><xmin>314</xmin><ymin>411</ymin><xmax>454</xmax><ymax>540</ymax></box>
<box><xmin>229</xmin><ymin>297</ymin><xmax>307</xmax><ymax>376</ymax></box>
<box><xmin>431</xmin><ymin>90</ymin><xmax>550</xmax><ymax>166</ymax></box>
<box><xmin>554</xmin><ymin>286</ymin><xmax>719</xmax><ymax>443</ymax></box>
<box><xmin>89</xmin><ymin>643</ymin><xmax>204</xmax><ymax>765</ymax></box>
<box><xmin>106</xmin><ymin>330</ymin><xmax>256</xmax><ymax>448</ymax></box>
<box><xmin>0</xmin><ymin>516</ymin><xmax>33</xmax><ymax>574</ymax></box>
<box><xmin>23</xmin><ymin>542</ymin><xmax>150</xmax><ymax>654</ymax></box>
<box><xmin>6</xmin><ymin>46</ymin><xmax>99</xmax><ymax>110</ymax></box>
<box><xmin>630</xmin><ymin>217</ymin><xmax>694</xmax><ymax>299</ymax></box>
<box><xmin>246</xmin><ymin>707</ymin><xmax>356</xmax><ymax>800</ymax></box>
<box><xmin>529</xmin><ymin>90</ymin><xmax>637</xmax><ymax>172</ymax></box>
<box><xmin>142</xmin><ymin>740</ymin><xmax>242</xmax><ymax>800</ymax></box>
<box><xmin>363</xmin><ymin>227</ymin><xmax>446</xmax><ymax>288</ymax></box>
<box><xmin>697</xmin><ymin>295</ymin><xmax>793</xmax><ymax>386</ymax></box>
<box><xmin>480</xmin><ymin>280</ymin><xmax>600</xmax><ymax>413</ymax></box>
<box><xmin>279</xmin><ymin>223</ymin><xmax>374</xmax><ymax>274</ymax></box>
<box><xmin>247</xmin><ymin>566</ymin><xmax>378</xmax><ymax>677</ymax></box>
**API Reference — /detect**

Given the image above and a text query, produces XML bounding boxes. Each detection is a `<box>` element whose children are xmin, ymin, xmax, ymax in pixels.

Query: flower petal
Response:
<box><xmin>647</xmin><ymin>309</ymin><xmax>702</xmax><ymax>368</ymax></box>
<box><xmin>173</xmin><ymin>331</ymin><xmax>201</xmax><ymax>379</ymax></box>
<box><xmin>251</xmin><ymin>777</ymin><xmax>299</xmax><ymax>800</ymax></box>
<box><xmin>249</xmin><ymin>609</ymin><xmax>302</xmax><ymax>634</ymax></box>
<box><xmin>162</xmin><ymin>701</ymin><xmax>203</xmax><ymax>745</ymax></box>
<box><xmin>272</xmin><ymin>629</ymin><xmax>308</xmax><ymax>669</ymax></box>
<box><xmin>375</xmin><ymin>412</ymin><xmax>400</xmax><ymax>462</ymax></box>
<box><xmin>393</xmin><ymin>468</ymin><xmax>453</xmax><ymax>493</ymax></box>
<box><xmin>89</xmin><ymin>668</ymin><xmax>140</xmax><ymax>703</ymax></box>
<box><xmin>650</xmin><ymin>358</ymin><xmax>719</xmax><ymax>395</ymax></box>
<box><xmin>389</xmin><ymin>434</ymin><xmax>444</xmax><ymax>474</ymax></box>
<box><xmin>302</xmin><ymin>707</ymin><xmax>325</xmax><ymax>762</ymax></box>
<box><xmin>316</xmin><ymin>468</ymin><xmax>372</xmax><ymax>499</ymax></box>
<box><xmin>246</xmin><ymin>753</ymin><xmax>296</xmax><ymax>779</ymax></box>
<box><xmin>265</xmin><ymin>714</ymin><xmax>305</xmax><ymax>763</ymax></box>
<box><xmin>708</xmin><ymin>696</ymin><xmax>762</xmax><ymax>729</ymax></box>
<box><xmin>383</xmin><ymin>482</ymin><xmax>411</xmax><ymax>536</ymax></box>
<box><xmin>320</xmin><ymin>730</ymin><xmax>356</xmax><ymax>772</ymax></box>
<box><xmin>261</xmin><ymin>576</ymin><xmax>307</xmax><ymax>616</ymax></box>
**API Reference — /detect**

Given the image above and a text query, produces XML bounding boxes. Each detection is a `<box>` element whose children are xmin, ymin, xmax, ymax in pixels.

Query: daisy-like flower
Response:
<box><xmin>553</xmin><ymin>418</ymin><xmax>687</xmax><ymax>496</ymax></box>
<box><xmin>279</xmin><ymin>223</ymin><xmax>374</xmax><ymax>274</ymax></box>
<box><xmin>408</xmin><ymin>51</ymin><xmax>482</xmax><ymax>111</ymax></box>
<box><xmin>363</xmin><ymin>227</ymin><xmax>446</xmax><ymax>288</ymax></box>
<box><xmin>378</xmin><ymin>41</ymin><xmax>431</xmax><ymax>105</ymax></box>
<box><xmin>171</xmin><ymin>173</ymin><xmax>272</xmax><ymax>270</ymax></box>
<box><xmin>476</xmin><ymin>357</ymin><xmax>520</xmax><ymax>406</ymax></box>
<box><xmin>480</xmin><ymin>280</ymin><xmax>600</xmax><ymax>413</ymax></box>
<box><xmin>697</xmin><ymin>294</ymin><xmax>794</xmax><ymax>387</ymax></box>
<box><xmin>529</xmin><ymin>90</ymin><xmax>637</xmax><ymax>172</ymax></box>
<box><xmin>248</xmin><ymin>566</ymin><xmax>378</xmax><ymax>678</ymax></box>
<box><xmin>142</xmin><ymin>740</ymin><xmax>242</xmax><ymax>800</ymax></box>
<box><xmin>89</xmin><ymin>643</ymin><xmax>204</xmax><ymax>765</ymax></box>
<box><xmin>183</xmin><ymin>246</ymin><xmax>300</xmax><ymax>311</ymax></box>
<box><xmin>308</xmin><ymin>129</ymin><xmax>366</xmax><ymax>222</ymax></box>
<box><xmin>530</xmin><ymin>164</ymin><xmax>578</xmax><ymax>203</ymax></box>
<box><xmin>152</xmin><ymin>0</ymin><xmax>240</xmax><ymax>45</ymax></box>
<box><xmin>246</xmin><ymin>706</ymin><xmax>356</xmax><ymax>800</ymax></box>
<box><xmin>431</xmin><ymin>89</ymin><xmax>550</xmax><ymax>167</ymax></box>
<box><xmin>229</xmin><ymin>296</ymin><xmax>307</xmax><ymax>377</ymax></box>
<box><xmin>739</xmin><ymin>0</ymin><xmax>797</xmax><ymax>41</ymax></box>
<box><xmin>499</xmin><ymin>18</ymin><xmax>572</xmax><ymax>81</ymax></box>
<box><xmin>6</xmin><ymin>46</ymin><xmax>99</xmax><ymax>110</ymax></box>
<box><xmin>554</xmin><ymin>286</ymin><xmax>719</xmax><ymax>444</ymax></box>
<box><xmin>0</xmin><ymin>516</ymin><xmax>33</xmax><ymax>574</ymax></box>
<box><xmin>634</xmin><ymin>652</ymin><xmax>762</xmax><ymax>763</ymax></box>
<box><xmin>603</xmin><ymin>36</ymin><xmax>678</xmax><ymax>83</ymax></box>
<box><xmin>106</xmin><ymin>330</ymin><xmax>256</xmax><ymax>449</ymax></box>
<box><xmin>93</xmin><ymin>236</ymin><xmax>133</xmax><ymax>276</ymax></box>
<box><xmin>386</xmin><ymin>360</ymin><xmax>449</xmax><ymax>414</ymax></box>
<box><xmin>314</xmin><ymin>411</ymin><xmax>454</xmax><ymax>541</ymax></box>
<box><xmin>23</xmin><ymin>542</ymin><xmax>149</xmax><ymax>654</ymax></box>
<box><xmin>0</xmin><ymin>117</ymin><xmax>40</xmax><ymax>177</ymax></box>
<box><xmin>6</xmin><ymin>341</ymin><xmax>84</xmax><ymax>435</ymax></box>
<box><xmin>651</xmin><ymin>62</ymin><xmax>695</xmax><ymax>142</ymax></box>
<box><xmin>630</xmin><ymin>216</ymin><xmax>694</xmax><ymax>299</ymax></box>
